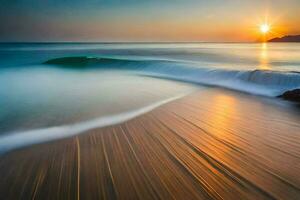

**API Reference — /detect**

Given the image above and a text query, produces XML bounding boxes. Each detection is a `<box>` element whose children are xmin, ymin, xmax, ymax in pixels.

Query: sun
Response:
<box><xmin>260</xmin><ymin>24</ymin><xmax>270</xmax><ymax>34</ymax></box>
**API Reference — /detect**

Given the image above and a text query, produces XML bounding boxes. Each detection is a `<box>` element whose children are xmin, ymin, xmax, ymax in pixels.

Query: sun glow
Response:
<box><xmin>260</xmin><ymin>24</ymin><xmax>270</xmax><ymax>34</ymax></box>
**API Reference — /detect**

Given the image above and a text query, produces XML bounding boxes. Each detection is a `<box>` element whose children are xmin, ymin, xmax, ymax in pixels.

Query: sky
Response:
<box><xmin>0</xmin><ymin>0</ymin><xmax>300</xmax><ymax>42</ymax></box>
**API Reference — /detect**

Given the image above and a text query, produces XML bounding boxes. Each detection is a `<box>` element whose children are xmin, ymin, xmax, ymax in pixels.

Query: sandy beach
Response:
<box><xmin>1</xmin><ymin>88</ymin><xmax>299</xmax><ymax>200</ymax></box>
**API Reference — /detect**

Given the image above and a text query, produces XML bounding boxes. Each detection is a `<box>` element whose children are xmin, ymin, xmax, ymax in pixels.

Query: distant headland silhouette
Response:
<box><xmin>268</xmin><ymin>35</ymin><xmax>300</xmax><ymax>42</ymax></box>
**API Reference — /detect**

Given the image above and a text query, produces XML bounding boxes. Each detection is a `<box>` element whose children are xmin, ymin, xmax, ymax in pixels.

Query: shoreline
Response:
<box><xmin>0</xmin><ymin>89</ymin><xmax>300</xmax><ymax>199</ymax></box>
<box><xmin>0</xmin><ymin>93</ymin><xmax>189</xmax><ymax>154</ymax></box>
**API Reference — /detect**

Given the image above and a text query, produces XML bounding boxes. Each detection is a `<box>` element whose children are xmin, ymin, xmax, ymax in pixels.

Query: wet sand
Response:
<box><xmin>0</xmin><ymin>88</ymin><xmax>300</xmax><ymax>200</ymax></box>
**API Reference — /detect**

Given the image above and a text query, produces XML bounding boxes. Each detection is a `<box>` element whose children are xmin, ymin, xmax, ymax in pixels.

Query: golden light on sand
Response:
<box><xmin>260</xmin><ymin>24</ymin><xmax>270</xmax><ymax>34</ymax></box>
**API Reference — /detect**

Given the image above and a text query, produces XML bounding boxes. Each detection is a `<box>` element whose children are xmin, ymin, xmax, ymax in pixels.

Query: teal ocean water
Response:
<box><xmin>0</xmin><ymin>43</ymin><xmax>300</xmax><ymax>152</ymax></box>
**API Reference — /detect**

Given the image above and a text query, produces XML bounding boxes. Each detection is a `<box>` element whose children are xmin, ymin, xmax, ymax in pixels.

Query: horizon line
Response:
<box><xmin>0</xmin><ymin>41</ymin><xmax>261</xmax><ymax>44</ymax></box>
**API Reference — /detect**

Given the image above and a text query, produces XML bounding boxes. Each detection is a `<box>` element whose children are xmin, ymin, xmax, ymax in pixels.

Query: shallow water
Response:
<box><xmin>0</xmin><ymin>67</ymin><xmax>193</xmax><ymax>133</ymax></box>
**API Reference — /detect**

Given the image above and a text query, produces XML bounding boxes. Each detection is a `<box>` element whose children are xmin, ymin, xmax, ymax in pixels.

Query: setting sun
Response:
<box><xmin>260</xmin><ymin>24</ymin><xmax>270</xmax><ymax>34</ymax></box>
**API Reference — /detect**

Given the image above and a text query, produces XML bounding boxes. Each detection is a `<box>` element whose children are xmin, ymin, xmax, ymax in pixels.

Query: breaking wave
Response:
<box><xmin>44</xmin><ymin>56</ymin><xmax>300</xmax><ymax>97</ymax></box>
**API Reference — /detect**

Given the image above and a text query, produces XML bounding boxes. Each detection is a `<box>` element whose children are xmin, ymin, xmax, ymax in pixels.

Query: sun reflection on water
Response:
<box><xmin>259</xmin><ymin>43</ymin><xmax>270</xmax><ymax>69</ymax></box>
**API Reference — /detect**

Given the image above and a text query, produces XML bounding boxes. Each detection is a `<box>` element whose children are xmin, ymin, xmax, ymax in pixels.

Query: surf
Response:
<box><xmin>44</xmin><ymin>56</ymin><xmax>300</xmax><ymax>97</ymax></box>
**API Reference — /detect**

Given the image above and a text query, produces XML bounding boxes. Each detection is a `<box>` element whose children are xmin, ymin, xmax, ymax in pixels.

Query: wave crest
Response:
<box><xmin>44</xmin><ymin>56</ymin><xmax>300</xmax><ymax>97</ymax></box>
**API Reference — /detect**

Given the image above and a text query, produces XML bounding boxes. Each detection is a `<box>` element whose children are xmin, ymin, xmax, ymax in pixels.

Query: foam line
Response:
<box><xmin>0</xmin><ymin>94</ymin><xmax>187</xmax><ymax>153</ymax></box>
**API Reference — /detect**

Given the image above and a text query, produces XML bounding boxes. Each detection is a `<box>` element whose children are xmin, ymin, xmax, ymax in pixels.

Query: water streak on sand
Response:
<box><xmin>0</xmin><ymin>94</ymin><xmax>188</xmax><ymax>153</ymax></box>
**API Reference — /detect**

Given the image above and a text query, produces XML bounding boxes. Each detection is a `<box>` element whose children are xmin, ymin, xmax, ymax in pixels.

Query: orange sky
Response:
<box><xmin>0</xmin><ymin>0</ymin><xmax>300</xmax><ymax>42</ymax></box>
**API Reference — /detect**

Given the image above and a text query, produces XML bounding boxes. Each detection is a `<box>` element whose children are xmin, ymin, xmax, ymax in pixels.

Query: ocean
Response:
<box><xmin>0</xmin><ymin>42</ymin><xmax>300</xmax><ymax>152</ymax></box>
